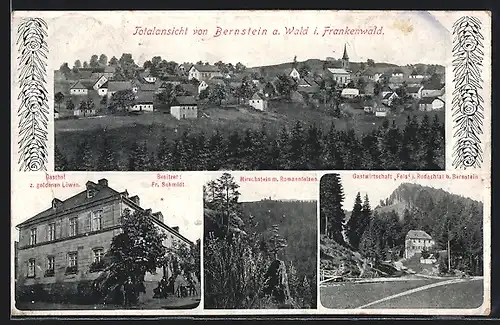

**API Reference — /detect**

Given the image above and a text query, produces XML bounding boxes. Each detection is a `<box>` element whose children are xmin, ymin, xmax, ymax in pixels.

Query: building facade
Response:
<box><xmin>16</xmin><ymin>179</ymin><xmax>192</xmax><ymax>293</ymax></box>
<box><xmin>188</xmin><ymin>65</ymin><xmax>222</xmax><ymax>82</ymax></box>
<box><xmin>405</xmin><ymin>230</ymin><xmax>435</xmax><ymax>259</ymax></box>
<box><xmin>170</xmin><ymin>96</ymin><xmax>198</xmax><ymax>120</ymax></box>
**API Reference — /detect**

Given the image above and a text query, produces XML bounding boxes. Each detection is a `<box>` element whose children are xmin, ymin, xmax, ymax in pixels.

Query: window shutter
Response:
<box><xmin>84</xmin><ymin>213</ymin><xmax>91</xmax><ymax>232</ymax></box>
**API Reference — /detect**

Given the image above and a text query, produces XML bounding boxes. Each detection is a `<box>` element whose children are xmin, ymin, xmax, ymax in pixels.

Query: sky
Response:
<box><xmin>336</xmin><ymin>172</ymin><xmax>488</xmax><ymax>212</ymax></box>
<box><xmin>12</xmin><ymin>10</ymin><xmax>452</xmax><ymax>69</ymax></box>
<box><xmin>11</xmin><ymin>172</ymin><xmax>203</xmax><ymax>242</ymax></box>
<box><xmin>204</xmin><ymin>172</ymin><xmax>318</xmax><ymax>202</ymax></box>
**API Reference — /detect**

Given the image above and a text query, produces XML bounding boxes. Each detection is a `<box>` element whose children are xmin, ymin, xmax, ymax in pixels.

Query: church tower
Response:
<box><xmin>341</xmin><ymin>44</ymin><xmax>349</xmax><ymax>70</ymax></box>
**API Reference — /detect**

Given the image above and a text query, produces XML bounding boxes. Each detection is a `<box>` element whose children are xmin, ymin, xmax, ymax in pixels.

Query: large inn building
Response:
<box><xmin>15</xmin><ymin>179</ymin><xmax>192</xmax><ymax>290</ymax></box>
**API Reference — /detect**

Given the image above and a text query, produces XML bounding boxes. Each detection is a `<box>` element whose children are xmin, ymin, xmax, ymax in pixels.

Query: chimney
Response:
<box><xmin>153</xmin><ymin>212</ymin><xmax>164</xmax><ymax>223</ymax></box>
<box><xmin>98</xmin><ymin>178</ymin><xmax>108</xmax><ymax>187</ymax></box>
<box><xmin>172</xmin><ymin>226</ymin><xmax>179</xmax><ymax>233</ymax></box>
<box><xmin>129</xmin><ymin>195</ymin><xmax>140</xmax><ymax>206</ymax></box>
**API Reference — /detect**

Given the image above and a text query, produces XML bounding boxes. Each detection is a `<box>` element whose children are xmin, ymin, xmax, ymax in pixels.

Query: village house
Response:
<box><xmin>130</xmin><ymin>91</ymin><xmax>155</xmax><ymax>112</ymax></box>
<box><xmin>408</xmin><ymin>70</ymin><xmax>429</xmax><ymax>80</ymax></box>
<box><xmin>381</xmin><ymin>91</ymin><xmax>399</xmax><ymax>106</ymax></box>
<box><xmin>140</xmin><ymin>69</ymin><xmax>157</xmax><ymax>83</ymax></box>
<box><xmin>170</xmin><ymin>96</ymin><xmax>198</xmax><ymax>120</ymax></box>
<box><xmin>92</xmin><ymin>75</ymin><xmax>108</xmax><ymax>90</ymax></box>
<box><xmin>373</xmin><ymin>72</ymin><xmax>383</xmax><ymax>82</ymax></box>
<box><xmin>248</xmin><ymin>92</ymin><xmax>268</xmax><ymax>111</ymax></box>
<box><xmin>179</xmin><ymin>84</ymin><xmax>198</xmax><ymax>97</ymax></box>
<box><xmin>418</xmin><ymin>97</ymin><xmax>445</xmax><ymax>111</ymax></box>
<box><xmin>54</xmin><ymin>109</ymin><xmax>60</xmax><ymax>119</ymax></box>
<box><xmin>361</xmin><ymin>69</ymin><xmax>375</xmax><ymax>81</ymax></box>
<box><xmin>341</xmin><ymin>88</ymin><xmax>360</xmax><ymax>99</ymax></box>
<box><xmin>405</xmin><ymin>230</ymin><xmax>435</xmax><ymax>259</ymax></box>
<box><xmin>90</xmin><ymin>66</ymin><xmax>117</xmax><ymax>80</ymax></box>
<box><xmin>97</xmin><ymin>82</ymin><xmax>108</xmax><ymax>96</ymax></box>
<box><xmin>374</xmin><ymin>103</ymin><xmax>389</xmax><ymax>117</ymax></box>
<box><xmin>69</xmin><ymin>80</ymin><xmax>93</xmax><ymax>95</ymax></box>
<box><xmin>327</xmin><ymin>68</ymin><xmax>351</xmax><ymax>85</ymax></box>
<box><xmin>15</xmin><ymin>179</ymin><xmax>192</xmax><ymax>298</ymax></box>
<box><xmin>380</xmin><ymin>85</ymin><xmax>394</xmax><ymax>98</ymax></box>
<box><xmin>421</xmin><ymin>83</ymin><xmax>445</xmax><ymax>98</ymax></box>
<box><xmin>285</xmin><ymin>67</ymin><xmax>301</xmax><ymax>80</ymax></box>
<box><xmin>177</xmin><ymin>63</ymin><xmax>192</xmax><ymax>75</ymax></box>
<box><xmin>391</xmin><ymin>68</ymin><xmax>405</xmax><ymax>78</ymax></box>
<box><xmin>73</xmin><ymin>106</ymin><xmax>97</xmax><ymax>117</ymax></box>
<box><xmin>407</xmin><ymin>85</ymin><xmax>424</xmax><ymax>99</ymax></box>
<box><xmin>160</xmin><ymin>75</ymin><xmax>185</xmax><ymax>87</ymax></box>
<box><xmin>188</xmin><ymin>64</ymin><xmax>222</xmax><ymax>82</ymax></box>
<box><xmin>107</xmin><ymin>81</ymin><xmax>132</xmax><ymax>99</ymax></box>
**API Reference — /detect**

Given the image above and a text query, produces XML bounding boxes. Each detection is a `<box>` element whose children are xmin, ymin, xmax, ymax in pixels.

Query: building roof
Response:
<box><xmin>139</xmin><ymin>82</ymin><xmax>156</xmax><ymax>92</ymax></box>
<box><xmin>191</xmin><ymin>64</ymin><xmax>221</xmax><ymax>73</ymax></box>
<box><xmin>135</xmin><ymin>91</ymin><xmax>155</xmax><ymax>104</ymax></box>
<box><xmin>341</xmin><ymin>88</ymin><xmax>360</xmax><ymax>96</ymax></box>
<box><xmin>327</xmin><ymin>68</ymin><xmax>350</xmax><ymax>75</ymax></box>
<box><xmin>361</xmin><ymin>69</ymin><xmax>375</xmax><ymax>76</ymax></box>
<box><xmin>207</xmin><ymin>78</ymin><xmax>225</xmax><ymax>86</ymax></box>
<box><xmin>70</xmin><ymin>79</ymin><xmax>95</xmax><ymax>90</ymax></box>
<box><xmin>179</xmin><ymin>83</ymin><xmax>198</xmax><ymax>95</ymax></box>
<box><xmin>419</xmin><ymin>97</ymin><xmax>444</xmax><ymax>104</ymax></box>
<box><xmin>383</xmin><ymin>92</ymin><xmax>396</xmax><ymax>99</ymax></box>
<box><xmin>16</xmin><ymin>180</ymin><xmax>121</xmax><ymax>228</ymax></box>
<box><xmin>251</xmin><ymin>92</ymin><xmax>266</xmax><ymax>100</ymax></box>
<box><xmin>342</xmin><ymin>44</ymin><xmax>349</xmax><ymax>60</ymax></box>
<box><xmin>406</xmin><ymin>230</ymin><xmax>432</xmax><ymax>240</ymax></box>
<box><xmin>174</xmin><ymin>96</ymin><xmax>197</xmax><ymax>106</ymax></box>
<box><xmin>100</xmin><ymin>81</ymin><xmax>109</xmax><ymax>89</ymax></box>
<box><xmin>407</xmin><ymin>85</ymin><xmax>422</xmax><ymax>93</ymax></box>
<box><xmin>108</xmin><ymin>81</ymin><xmax>132</xmax><ymax>92</ymax></box>
<box><xmin>423</xmin><ymin>82</ymin><xmax>445</xmax><ymax>90</ymax></box>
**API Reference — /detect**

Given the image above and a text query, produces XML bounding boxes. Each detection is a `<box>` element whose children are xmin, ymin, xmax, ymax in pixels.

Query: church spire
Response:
<box><xmin>342</xmin><ymin>43</ymin><xmax>349</xmax><ymax>60</ymax></box>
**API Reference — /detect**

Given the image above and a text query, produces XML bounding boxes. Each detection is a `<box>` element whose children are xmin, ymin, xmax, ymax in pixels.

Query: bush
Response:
<box><xmin>15</xmin><ymin>283</ymin><xmax>49</xmax><ymax>304</ymax></box>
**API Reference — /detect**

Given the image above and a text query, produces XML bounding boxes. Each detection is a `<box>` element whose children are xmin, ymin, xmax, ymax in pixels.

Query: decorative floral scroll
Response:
<box><xmin>16</xmin><ymin>18</ymin><xmax>49</xmax><ymax>171</ymax></box>
<box><xmin>451</xmin><ymin>16</ymin><xmax>484</xmax><ymax>169</ymax></box>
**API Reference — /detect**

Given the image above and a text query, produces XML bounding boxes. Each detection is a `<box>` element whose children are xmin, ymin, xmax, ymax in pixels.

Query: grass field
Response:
<box><xmin>320</xmin><ymin>277</ymin><xmax>440</xmax><ymax>309</ymax></box>
<box><xmin>365</xmin><ymin>278</ymin><xmax>484</xmax><ymax>309</ymax></box>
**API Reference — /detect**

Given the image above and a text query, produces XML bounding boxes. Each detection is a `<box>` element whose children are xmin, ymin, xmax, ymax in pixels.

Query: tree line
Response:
<box><xmin>55</xmin><ymin>115</ymin><xmax>444</xmax><ymax>171</ymax></box>
<box><xmin>320</xmin><ymin>174</ymin><xmax>483</xmax><ymax>275</ymax></box>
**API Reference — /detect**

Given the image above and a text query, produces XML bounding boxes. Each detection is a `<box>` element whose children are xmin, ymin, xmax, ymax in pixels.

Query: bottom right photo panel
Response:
<box><xmin>319</xmin><ymin>171</ymin><xmax>489</xmax><ymax>313</ymax></box>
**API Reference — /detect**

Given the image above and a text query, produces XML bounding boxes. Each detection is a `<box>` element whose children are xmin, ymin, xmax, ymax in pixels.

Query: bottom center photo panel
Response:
<box><xmin>202</xmin><ymin>172</ymin><xmax>319</xmax><ymax>310</ymax></box>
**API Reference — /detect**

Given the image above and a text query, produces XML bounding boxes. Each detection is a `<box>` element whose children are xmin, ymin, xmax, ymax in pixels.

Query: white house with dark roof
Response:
<box><xmin>381</xmin><ymin>91</ymin><xmax>399</xmax><ymax>106</ymax></box>
<box><xmin>170</xmin><ymin>96</ymin><xmax>198</xmax><ymax>120</ymax></box>
<box><xmin>15</xmin><ymin>178</ymin><xmax>193</xmax><ymax>299</ymax></box>
<box><xmin>405</xmin><ymin>230</ymin><xmax>435</xmax><ymax>259</ymax></box>
<box><xmin>70</xmin><ymin>80</ymin><xmax>93</xmax><ymax>95</ymax></box>
<box><xmin>284</xmin><ymin>67</ymin><xmax>301</xmax><ymax>80</ymax></box>
<box><xmin>407</xmin><ymin>85</ymin><xmax>424</xmax><ymax>99</ymax></box>
<box><xmin>248</xmin><ymin>92</ymin><xmax>268</xmax><ymax>111</ymax></box>
<box><xmin>327</xmin><ymin>68</ymin><xmax>351</xmax><ymax>85</ymax></box>
<box><xmin>130</xmin><ymin>91</ymin><xmax>155</xmax><ymax>112</ymax></box>
<box><xmin>140</xmin><ymin>69</ymin><xmax>157</xmax><ymax>83</ymax></box>
<box><xmin>421</xmin><ymin>83</ymin><xmax>445</xmax><ymax>98</ymax></box>
<box><xmin>341</xmin><ymin>88</ymin><xmax>359</xmax><ymax>99</ymax></box>
<box><xmin>418</xmin><ymin>97</ymin><xmax>445</xmax><ymax>111</ymax></box>
<box><xmin>97</xmin><ymin>81</ymin><xmax>108</xmax><ymax>96</ymax></box>
<box><xmin>188</xmin><ymin>64</ymin><xmax>222</xmax><ymax>82</ymax></box>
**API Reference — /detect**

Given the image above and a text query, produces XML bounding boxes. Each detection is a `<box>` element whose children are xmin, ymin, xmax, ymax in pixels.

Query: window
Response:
<box><xmin>66</xmin><ymin>252</ymin><xmax>78</xmax><ymax>274</ymax></box>
<box><xmin>48</xmin><ymin>223</ymin><xmax>56</xmax><ymax>241</ymax></box>
<box><xmin>28</xmin><ymin>259</ymin><xmax>36</xmax><ymax>278</ymax></box>
<box><xmin>69</xmin><ymin>217</ymin><xmax>78</xmax><ymax>236</ymax></box>
<box><xmin>93</xmin><ymin>248</ymin><xmax>104</xmax><ymax>263</ymax></box>
<box><xmin>29</xmin><ymin>228</ymin><xmax>37</xmax><ymax>245</ymax></box>
<box><xmin>45</xmin><ymin>256</ymin><xmax>55</xmax><ymax>277</ymax></box>
<box><xmin>91</xmin><ymin>211</ymin><xmax>103</xmax><ymax>231</ymax></box>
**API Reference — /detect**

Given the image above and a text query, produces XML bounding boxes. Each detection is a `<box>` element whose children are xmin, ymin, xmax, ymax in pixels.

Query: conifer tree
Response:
<box><xmin>196</xmin><ymin>133</ymin><xmax>209</xmax><ymax>170</ymax></box>
<box><xmin>224</xmin><ymin>130</ymin><xmax>242</xmax><ymax>169</ymax></box>
<box><xmin>289</xmin><ymin>121</ymin><xmax>306</xmax><ymax>170</ymax></box>
<box><xmin>73</xmin><ymin>138</ymin><xmax>95</xmax><ymax>171</ymax></box>
<box><xmin>287</xmin><ymin>261</ymin><xmax>299</xmax><ymax>299</ymax></box>
<box><xmin>303</xmin><ymin>124</ymin><xmax>322</xmax><ymax>169</ymax></box>
<box><xmin>156</xmin><ymin>136</ymin><xmax>171</xmax><ymax>170</ymax></box>
<box><xmin>346</xmin><ymin>192</ymin><xmax>364</xmax><ymax>250</ymax></box>
<box><xmin>128</xmin><ymin>141</ymin><xmax>149</xmax><ymax>171</ymax></box>
<box><xmin>277</xmin><ymin>125</ymin><xmax>291</xmax><ymax>169</ymax></box>
<box><xmin>341</xmin><ymin>129</ymin><xmax>363</xmax><ymax>169</ymax></box>
<box><xmin>97</xmin><ymin>135</ymin><xmax>119</xmax><ymax>171</ymax></box>
<box><xmin>54</xmin><ymin>144</ymin><xmax>69</xmax><ymax>171</ymax></box>
<box><xmin>322</xmin><ymin>123</ymin><xmax>343</xmax><ymax>169</ymax></box>
<box><xmin>207</xmin><ymin>130</ymin><xmax>224</xmax><ymax>171</ymax></box>
<box><xmin>319</xmin><ymin>173</ymin><xmax>345</xmax><ymax>244</ymax></box>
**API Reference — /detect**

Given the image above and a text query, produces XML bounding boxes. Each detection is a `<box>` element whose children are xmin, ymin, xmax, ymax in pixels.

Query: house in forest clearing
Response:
<box><xmin>15</xmin><ymin>179</ymin><xmax>192</xmax><ymax>300</ymax></box>
<box><xmin>170</xmin><ymin>96</ymin><xmax>198</xmax><ymax>120</ymax></box>
<box><xmin>405</xmin><ymin>230</ymin><xmax>435</xmax><ymax>259</ymax></box>
<box><xmin>248</xmin><ymin>92</ymin><xmax>268</xmax><ymax>111</ymax></box>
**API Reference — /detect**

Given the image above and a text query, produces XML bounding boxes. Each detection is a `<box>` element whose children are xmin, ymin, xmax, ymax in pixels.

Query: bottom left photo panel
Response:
<box><xmin>11</xmin><ymin>172</ymin><xmax>202</xmax><ymax>312</ymax></box>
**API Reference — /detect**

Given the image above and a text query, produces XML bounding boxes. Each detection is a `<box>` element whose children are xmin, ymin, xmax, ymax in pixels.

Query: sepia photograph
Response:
<box><xmin>13</xmin><ymin>173</ymin><xmax>201</xmax><ymax>310</ymax></box>
<box><xmin>47</xmin><ymin>11</ymin><xmax>447</xmax><ymax>172</ymax></box>
<box><xmin>319</xmin><ymin>172</ymin><xmax>486</xmax><ymax>310</ymax></box>
<box><xmin>203</xmin><ymin>172</ymin><xmax>318</xmax><ymax>309</ymax></box>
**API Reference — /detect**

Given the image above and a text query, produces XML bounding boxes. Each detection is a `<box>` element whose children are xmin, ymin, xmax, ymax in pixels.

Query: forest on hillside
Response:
<box><xmin>320</xmin><ymin>174</ymin><xmax>483</xmax><ymax>276</ymax></box>
<box><xmin>55</xmin><ymin>115</ymin><xmax>444</xmax><ymax>171</ymax></box>
<box><xmin>203</xmin><ymin>173</ymin><xmax>317</xmax><ymax>309</ymax></box>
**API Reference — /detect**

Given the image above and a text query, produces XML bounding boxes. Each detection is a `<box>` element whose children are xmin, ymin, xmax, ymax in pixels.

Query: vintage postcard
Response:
<box><xmin>10</xmin><ymin>10</ymin><xmax>491</xmax><ymax>317</ymax></box>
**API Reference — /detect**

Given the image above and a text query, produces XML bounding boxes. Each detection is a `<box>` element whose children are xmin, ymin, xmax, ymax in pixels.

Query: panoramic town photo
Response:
<box><xmin>203</xmin><ymin>172</ymin><xmax>318</xmax><ymax>309</ymax></box>
<box><xmin>319</xmin><ymin>173</ymin><xmax>485</xmax><ymax>310</ymax></box>
<box><xmin>13</xmin><ymin>174</ymin><xmax>201</xmax><ymax>310</ymax></box>
<box><xmin>53</xmin><ymin>45</ymin><xmax>445</xmax><ymax>171</ymax></box>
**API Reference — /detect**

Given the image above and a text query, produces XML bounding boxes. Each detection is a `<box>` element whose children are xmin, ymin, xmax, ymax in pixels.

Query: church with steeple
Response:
<box><xmin>341</xmin><ymin>43</ymin><xmax>350</xmax><ymax>71</ymax></box>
